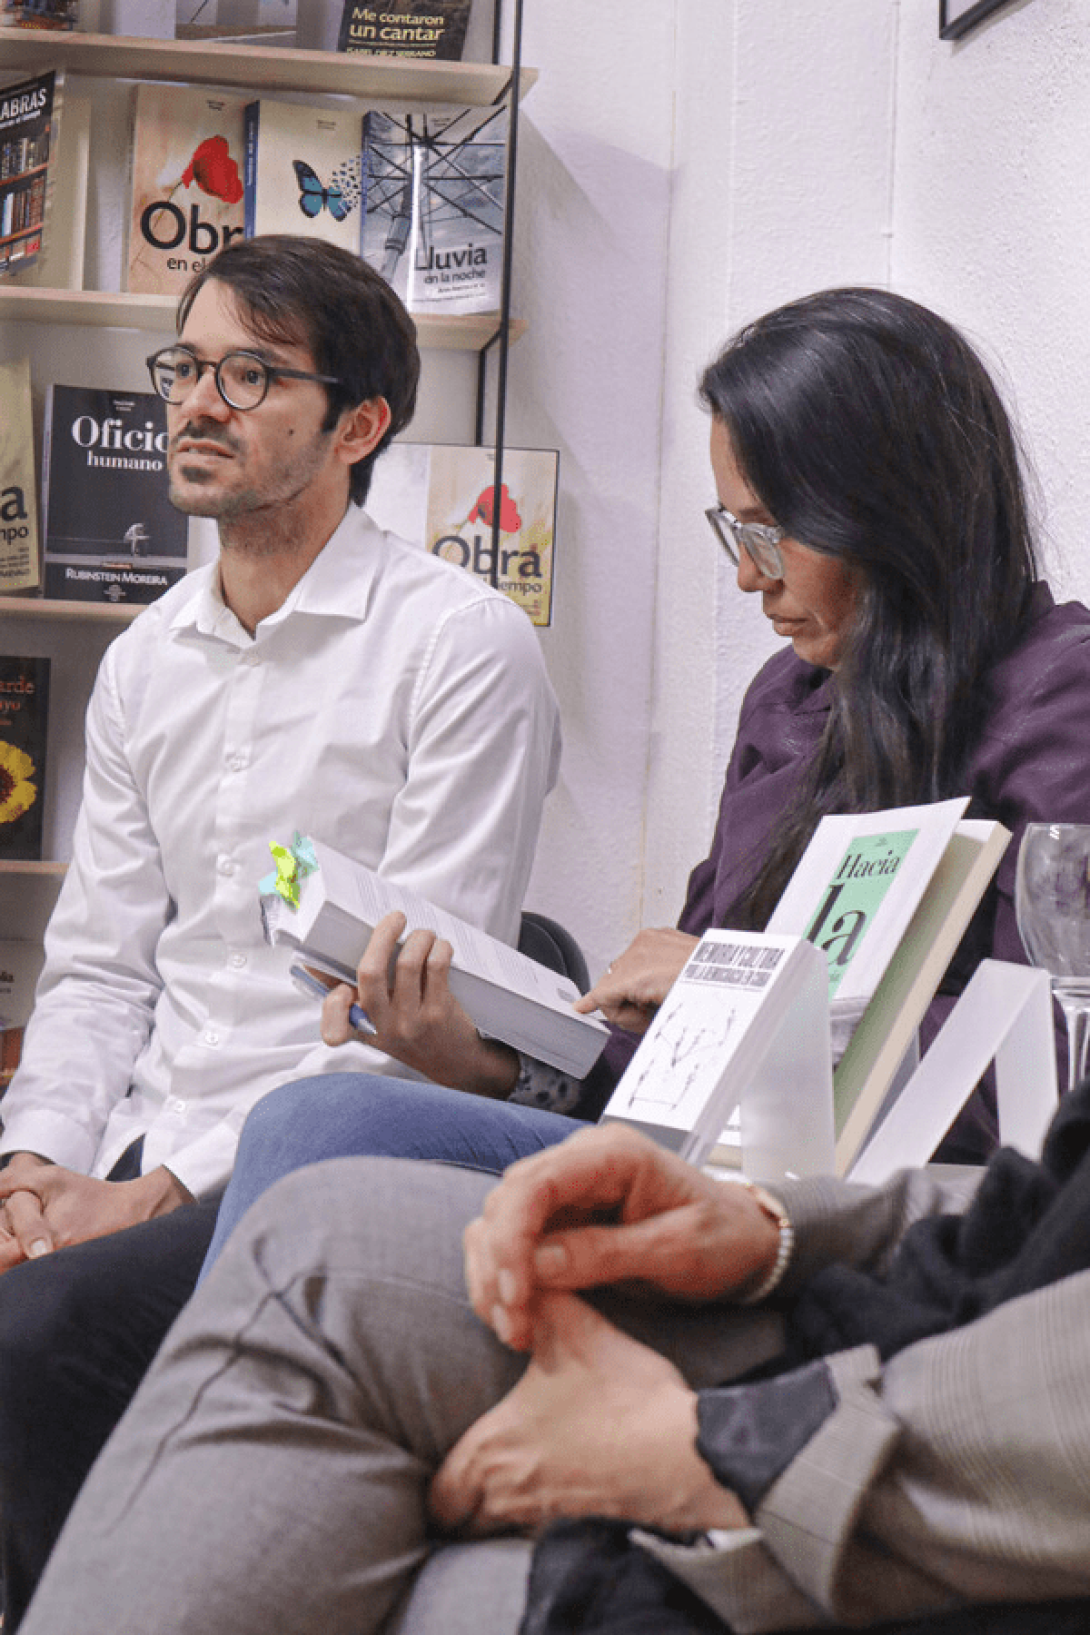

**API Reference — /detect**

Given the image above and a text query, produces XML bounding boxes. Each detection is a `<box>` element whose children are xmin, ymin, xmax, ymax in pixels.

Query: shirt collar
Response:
<box><xmin>165</xmin><ymin>506</ymin><xmax>389</xmax><ymax>646</ymax></box>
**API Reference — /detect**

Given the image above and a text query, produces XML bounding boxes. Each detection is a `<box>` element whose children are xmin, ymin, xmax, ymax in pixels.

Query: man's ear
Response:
<box><xmin>335</xmin><ymin>397</ymin><xmax>392</xmax><ymax>466</ymax></box>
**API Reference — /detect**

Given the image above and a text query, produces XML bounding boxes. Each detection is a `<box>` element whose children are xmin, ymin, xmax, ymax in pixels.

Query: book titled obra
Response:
<box><xmin>367</xmin><ymin>442</ymin><xmax>559</xmax><ymax>627</ymax></box>
<box><xmin>259</xmin><ymin>836</ymin><xmax>610</xmax><ymax>1078</ymax></box>
<box><xmin>40</xmin><ymin>384</ymin><xmax>187</xmax><ymax>605</ymax></box>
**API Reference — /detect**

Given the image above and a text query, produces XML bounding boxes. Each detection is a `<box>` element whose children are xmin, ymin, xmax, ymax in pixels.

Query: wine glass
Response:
<box><xmin>1015</xmin><ymin>823</ymin><xmax>1090</xmax><ymax>1092</ymax></box>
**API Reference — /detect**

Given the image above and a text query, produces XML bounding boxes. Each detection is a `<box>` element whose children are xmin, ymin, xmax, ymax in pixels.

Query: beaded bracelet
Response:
<box><xmin>736</xmin><ymin>1180</ymin><xmax>795</xmax><ymax>1305</ymax></box>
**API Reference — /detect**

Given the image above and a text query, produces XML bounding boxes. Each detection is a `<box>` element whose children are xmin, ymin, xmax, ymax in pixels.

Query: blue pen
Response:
<box><xmin>289</xmin><ymin>962</ymin><xmax>378</xmax><ymax>1039</ymax></box>
<box><xmin>348</xmin><ymin>1002</ymin><xmax>378</xmax><ymax>1039</ymax></box>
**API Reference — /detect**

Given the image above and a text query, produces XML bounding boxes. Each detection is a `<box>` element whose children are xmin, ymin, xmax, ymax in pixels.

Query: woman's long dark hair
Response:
<box><xmin>700</xmin><ymin>287</ymin><xmax>1040</xmax><ymax>928</ymax></box>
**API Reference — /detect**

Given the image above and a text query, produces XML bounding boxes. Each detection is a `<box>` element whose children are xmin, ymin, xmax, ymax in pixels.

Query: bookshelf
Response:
<box><xmin>0</xmin><ymin>15</ymin><xmax>534</xmax><ymax>901</ymax></box>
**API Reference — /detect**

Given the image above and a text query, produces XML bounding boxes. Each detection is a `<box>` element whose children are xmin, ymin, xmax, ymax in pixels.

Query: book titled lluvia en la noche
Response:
<box><xmin>40</xmin><ymin>384</ymin><xmax>188</xmax><ymax>605</ymax></box>
<box><xmin>361</xmin><ymin>103</ymin><xmax>507</xmax><ymax>316</ymax></box>
<box><xmin>0</xmin><ymin>654</ymin><xmax>48</xmax><ymax>862</ymax></box>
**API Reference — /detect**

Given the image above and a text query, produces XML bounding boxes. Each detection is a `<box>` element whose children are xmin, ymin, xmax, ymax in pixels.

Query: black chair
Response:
<box><xmin>518</xmin><ymin>911</ymin><xmax>592</xmax><ymax>995</ymax></box>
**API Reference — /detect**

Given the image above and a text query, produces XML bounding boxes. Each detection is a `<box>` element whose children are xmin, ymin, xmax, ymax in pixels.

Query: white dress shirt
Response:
<box><xmin>2</xmin><ymin>506</ymin><xmax>561</xmax><ymax>1196</ymax></box>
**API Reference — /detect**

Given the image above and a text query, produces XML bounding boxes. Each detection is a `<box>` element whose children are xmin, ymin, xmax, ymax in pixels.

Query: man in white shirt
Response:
<box><xmin>0</xmin><ymin>233</ymin><xmax>560</xmax><ymax>1629</ymax></box>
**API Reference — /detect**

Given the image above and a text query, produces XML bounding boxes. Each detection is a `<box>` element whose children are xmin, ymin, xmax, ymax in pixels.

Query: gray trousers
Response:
<box><xmin>21</xmin><ymin>1159</ymin><xmax>785</xmax><ymax>1635</ymax></box>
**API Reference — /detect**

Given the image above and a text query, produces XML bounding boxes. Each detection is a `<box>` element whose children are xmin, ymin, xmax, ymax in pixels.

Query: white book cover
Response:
<box><xmin>767</xmin><ymin>796</ymin><xmax>970</xmax><ymax>1030</ymax></box>
<box><xmin>601</xmin><ymin>930</ymin><xmax>834</xmax><ymax>1175</ymax></box>
<box><xmin>367</xmin><ymin>441</ymin><xmax>559</xmax><ymax>627</ymax></box>
<box><xmin>361</xmin><ymin>103</ymin><xmax>507</xmax><ymax>315</ymax></box>
<box><xmin>244</xmin><ymin>98</ymin><xmax>364</xmax><ymax>252</ymax></box>
<box><xmin>126</xmin><ymin>83</ymin><xmax>247</xmax><ymax>297</ymax></box>
<box><xmin>260</xmin><ymin>836</ymin><xmax>609</xmax><ymax>1078</ymax></box>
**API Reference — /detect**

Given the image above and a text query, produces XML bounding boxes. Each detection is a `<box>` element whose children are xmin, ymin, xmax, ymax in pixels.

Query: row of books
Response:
<box><xmin>0</xmin><ymin>65</ymin><xmax>52</xmax><ymax>272</ymax></box>
<box><xmin>0</xmin><ymin>354</ymin><xmax>559</xmax><ymax>620</ymax></box>
<box><xmin>2</xmin><ymin>1</ymin><xmax>473</xmax><ymax>58</ymax></box>
<box><xmin>127</xmin><ymin>83</ymin><xmax>506</xmax><ymax>316</ymax></box>
<box><xmin>173</xmin><ymin>2</ymin><xmax>473</xmax><ymax>60</ymax></box>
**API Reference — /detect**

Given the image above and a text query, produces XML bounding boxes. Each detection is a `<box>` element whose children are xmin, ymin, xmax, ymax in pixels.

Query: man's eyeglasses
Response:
<box><xmin>146</xmin><ymin>346</ymin><xmax>344</xmax><ymax>413</ymax></box>
<box><xmin>705</xmin><ymin>503</ymin><xmax>786</xmax><ymax>580</ymax></box>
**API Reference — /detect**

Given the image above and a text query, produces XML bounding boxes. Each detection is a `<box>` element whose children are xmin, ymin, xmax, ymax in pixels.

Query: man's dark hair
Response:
<box><xmin>700</xmin><ymin>286</ymin><xmax>1040</xmax><ymax>928</ymax></box>
<box><xmin>177</xmin><ymin>234</ymin><xmax>420</xmax><ymax>505</ymax></box>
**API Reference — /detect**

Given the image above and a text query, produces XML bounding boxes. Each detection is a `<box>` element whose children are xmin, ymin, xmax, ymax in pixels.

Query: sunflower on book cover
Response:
<box><xmin>0</xmin><ymin>740</ymin><xmax>37</xmax><ymax>828</ymax></box>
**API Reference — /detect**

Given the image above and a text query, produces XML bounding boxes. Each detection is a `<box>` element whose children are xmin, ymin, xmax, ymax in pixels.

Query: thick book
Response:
<box><xmin>361</xmin><ymin>103</ymin><xmax>507</xmax><ymax>316</ymax></box>
<box><xmin>0</xmin><ymin>356</ymin><xmax>40</xmax><ymax>594</ymax></box>
<box><xmin>126</xmin><ymin>83</ymin><xmax>246</xmax><ymax>297</ymax></box>
<box><xmin>830</xmin><ymin>817</ymin><xmax>1010</xmax><ymax>1174</ymax></box>
<box><xmin>40</xmin><ymin>384</ymin><xmax>188</xmax><ymax>605</ymax></box>
<box><xmin>176</xmin><ymin>2</ymin><xmax>298</xmax><ymax>47</ymax></box>
<box><xmin>259</xmin><ymin>836</ymin><xmax>610</xmax><ymax>1078</ymax></box>
<box><xmin>0</xmin><ymin>937</ymin><xmax>44</xmax><ymax>1095</ymax></box>
<box><xmin>600</xmin><ymin>930</ymin><xmax>834</xmax><ymax>1175</ymax></box>
<box><xmin>0</xmin><ymin>67</ymin><xmax>57</xmax><ymax>278</ymax></box>
<box><xmin>244</xmin><ymin>97</ymin><xmax>364</xmax><ymax>253</ymax></box>
<box><xmin>0</xmin><ymin>654</ymin><xmax>48</xmax><ymax>861</ymax></box>
<box><xmin>367</xmin><ymin>442</ymin><xmax>559</xmax><ymax>627</ymax></box>
<box><xmin>338</xmin><ymin>0</ymin><xmax>471</xmax><ymax>60</ymax></box>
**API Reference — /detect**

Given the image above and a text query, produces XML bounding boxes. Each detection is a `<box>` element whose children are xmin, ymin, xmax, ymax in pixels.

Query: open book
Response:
<box><xmin>259</xmin><ymin>838</ymin><xmax>609</xmax><ymax>1078</ymax></box>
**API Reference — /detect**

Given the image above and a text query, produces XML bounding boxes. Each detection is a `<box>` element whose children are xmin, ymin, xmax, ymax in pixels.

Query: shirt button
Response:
<box><xmin>228</xmin><ymin>952</ymin><xmax>247</xmax><ymax>969</ymax></box>
<box><xmin>203</xmin><ymin>1029</ymin><xmax>220</xmax><ymax>1047</ymax></box>
<box><xmin>169</xmin><ymin>1096</ymin><xmax>187</xmax><ymax>1113</ymax></box>
<box><xmin>229</xmin><ymin>753</ymin><xmax>247</xmax><ymax>773</ymax></box>
<box><xmin>217</xmin><ymin>856</ymin><xmax>236</xmax><ymax>877</ymax></box>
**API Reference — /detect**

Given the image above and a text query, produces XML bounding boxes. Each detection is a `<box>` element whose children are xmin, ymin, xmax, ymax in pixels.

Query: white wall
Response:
<box><xmin>890</xmin><ymin>0</ymin><xmax>1090</xmax><ymax>604</ymax></box>
<box><xmin>526</xmin><ymin>0</ymin><xmax>1090</xmax><ymax>974</ymax></box>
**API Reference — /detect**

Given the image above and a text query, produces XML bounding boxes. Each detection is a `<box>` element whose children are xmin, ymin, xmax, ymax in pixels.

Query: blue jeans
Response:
<box><xmin>202</xmin><ymin>1074</ymin><xmax>583</xmax><ymax>1273</ymax></box>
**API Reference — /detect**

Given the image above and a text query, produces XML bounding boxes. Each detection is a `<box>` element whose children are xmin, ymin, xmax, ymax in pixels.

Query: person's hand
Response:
<box><xmin>320</xmin><ymin>911</ymin><xmax>519</xmax><ymax>1098</ymax></box>
<box><xmin>463</xmin><ymin>1123</ymin><xmax>781</xmax><ymax>1353</ymax></box>
<box><xmin>0</xmin><ymin>1155</ymin><xmax>193</xmax><ymax>1269</ymax></box>
<box><xmin>429</xmin><ymin>1289</ymin><xmax>749</xmax><ymax>1537</ymax></box>
<box><xmin>574</xmin><ymin>927</ymin><xmax>698</xmax><ymax>1033</ymax></box>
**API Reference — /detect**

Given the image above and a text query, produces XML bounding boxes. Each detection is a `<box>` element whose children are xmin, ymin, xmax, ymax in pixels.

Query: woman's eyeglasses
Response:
<box><xmin>705</xmin><ymin>504</ymin><xmax>786</xmax><ymax>579</ymax></box>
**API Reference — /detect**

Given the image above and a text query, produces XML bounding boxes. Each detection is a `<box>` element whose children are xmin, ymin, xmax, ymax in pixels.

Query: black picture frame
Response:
<box><xmin>939</xmin><ymin>0</ymin><xmax>1013</xmax><ymax>40</ymax></box>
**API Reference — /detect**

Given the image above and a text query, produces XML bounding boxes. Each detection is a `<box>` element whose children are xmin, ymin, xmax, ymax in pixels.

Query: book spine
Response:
<box><xmin>243</xmin><ymin>100</ymin><xmax>259</xmax><ymax>238</ymax></box>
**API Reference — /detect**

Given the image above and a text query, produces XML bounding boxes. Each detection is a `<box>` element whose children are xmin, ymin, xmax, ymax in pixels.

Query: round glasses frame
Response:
<box><xmin>705</xmin><ymin>503</ymin><xmax>786</xmax><ymax>580</ymax></box>
<box><xmin>145</xmin><ymin>346</ymin><xmax>344</xmax><ymax>413</ymax></box>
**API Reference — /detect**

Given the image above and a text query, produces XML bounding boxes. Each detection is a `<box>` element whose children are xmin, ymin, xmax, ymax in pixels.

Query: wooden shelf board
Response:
<box><xmin>0</xmin><ymin>29</ymin><xmax>536</xmax><ymax>105</ymax></box>
<box><xmin>0</xmin><ymin>285</ymin><xmax>526</xmax><ymax>350</ymax></box>
<box><xmin>0</xmin><ymin>594</ymin><xmax>142</xmax><ymax>623</ymax></box>
<box><xmin>0</xmin><ymin>860</ymin><xmax>67</xmax><ymax>877</ymax></box>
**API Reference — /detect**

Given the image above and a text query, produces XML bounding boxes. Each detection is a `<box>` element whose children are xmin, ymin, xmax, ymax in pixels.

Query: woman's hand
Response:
<box><xmin>429</xmin><ymin>1290</ymin><xmax>749</xmax><ymax>1537</ymax></box>
<box><xmin>462</xmin><ymin>1123</ymin><xmax>781</xmax><ymax>1353</ymax></box>
<box><xmin>321</xmin><ymin>911</ymin><xmax>519</xmax><ymax>1098</ymax></box>
<box><xmin>574</xmin><ymin>927</ymin><xmax>698</xmax><ymax>1033</ymax></box>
